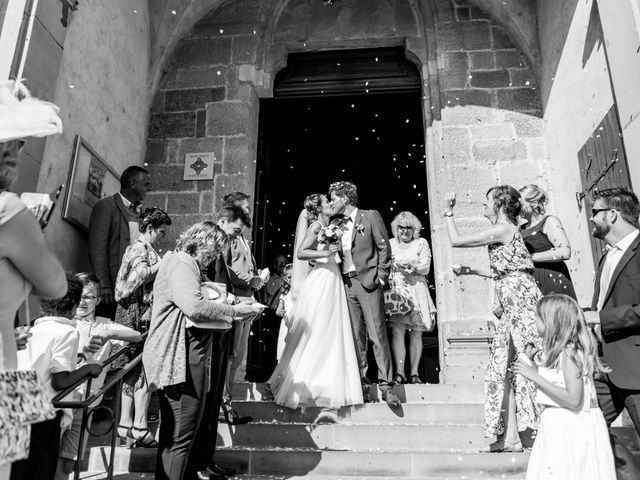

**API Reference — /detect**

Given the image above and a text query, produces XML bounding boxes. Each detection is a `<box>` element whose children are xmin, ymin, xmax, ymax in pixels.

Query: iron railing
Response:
<box><xmin>52</xmin><ymin>334</ymin><xmax>147</xmax><ymax>480</ymax></box>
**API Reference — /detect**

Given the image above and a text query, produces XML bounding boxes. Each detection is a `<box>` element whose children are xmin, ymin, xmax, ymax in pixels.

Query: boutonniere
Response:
<box><xmin>355</xmin><ymin>224</ymin><xmax>365</xmax><ymax>235</ymax></box>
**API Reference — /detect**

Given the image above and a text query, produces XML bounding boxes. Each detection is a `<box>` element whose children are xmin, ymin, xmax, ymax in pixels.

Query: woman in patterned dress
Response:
<box><xmin>114</xmin><ymin>207</ymin><xmax>171</xmax><ymax>447</ymax></box>
<box><xmin>387</xmin><ymin>211</ymin><xmax>436</xmax><ymax>384</ymax></box>
<box><xmin>443</xmin><ymin>185</ymin><xmax>543</xmax><ymax>451</ymax></box>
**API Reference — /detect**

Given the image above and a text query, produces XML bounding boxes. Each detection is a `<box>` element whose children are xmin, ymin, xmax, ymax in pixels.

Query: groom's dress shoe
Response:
<box><xmin>196</xmin><ymin>467</ymin><xmax>227</xmax><ymax>480</ymax></box>
<box><xmin>209</xmin><ymin>463</ymin><xmax>236</xmax><ymax>476</ymax></box>
<box><xmin>382</xmin><ymin>390</ymin><xmax>401</xmax><ymax>408</ymax></box>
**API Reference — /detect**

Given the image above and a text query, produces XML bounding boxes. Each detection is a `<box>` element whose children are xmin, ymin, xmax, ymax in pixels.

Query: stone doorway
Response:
<box><xmin>246</xmin><ymin>47</ymin><xmax>440</xmax><ymax>385</ymax></box>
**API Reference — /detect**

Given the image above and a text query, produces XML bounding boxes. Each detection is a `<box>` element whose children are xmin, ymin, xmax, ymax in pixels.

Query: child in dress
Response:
<box><xmin>514</xmin><ymin>294</ymin><xmax>615</xmax><ymax>480</ymax></box>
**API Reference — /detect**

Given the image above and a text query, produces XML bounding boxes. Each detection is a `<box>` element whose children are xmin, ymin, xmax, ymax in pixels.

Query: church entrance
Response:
<box><xmin>247</xmin><ymin>47</ymin><xmax>439</xmax><ymax>385</ymax></box>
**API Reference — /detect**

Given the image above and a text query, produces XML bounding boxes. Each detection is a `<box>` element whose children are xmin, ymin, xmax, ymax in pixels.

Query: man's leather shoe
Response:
<box><xmin>196</xmin><ymin>467</ymin><xmax>226</xmax><ymax>480</ymax></box>
<box><xmin>209</xmin><ymin>463</ymin><xmax>236</xmax><ymax>476</ymax></box>
<box><xmin>382</xmin><ymin>390</ymin><xmax>401</xmax><ymax>408</ymax></box>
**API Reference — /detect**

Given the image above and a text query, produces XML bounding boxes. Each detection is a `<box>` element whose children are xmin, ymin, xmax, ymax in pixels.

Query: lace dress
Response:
<box><xmin>485</xmin><ymin>232</ymin><xmax>543</xmax><ymax>437</ymax></box>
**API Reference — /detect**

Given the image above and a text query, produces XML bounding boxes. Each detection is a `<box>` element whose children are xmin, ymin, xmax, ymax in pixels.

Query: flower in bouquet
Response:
<box><xmin>317</xmin><ymin>224</ymin><xmax>345</xmax><ymax>263</ymax></box>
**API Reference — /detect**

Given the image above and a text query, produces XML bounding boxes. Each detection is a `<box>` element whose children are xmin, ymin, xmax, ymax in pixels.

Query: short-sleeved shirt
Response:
<box><xmin>17</xmin><ymin>316</ymin><xmax>79</xmax><ymax>406</ymax></box>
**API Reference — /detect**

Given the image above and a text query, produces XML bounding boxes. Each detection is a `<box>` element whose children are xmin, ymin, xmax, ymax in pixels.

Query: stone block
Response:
<box><xmin>196</xmin><ymin>110</ymin><xmax>206</xmax><ymax>138</ymax></box>
<box><xmin>470</xmin><ymin>69</ymin><xmax>510</xmax><ymax>88</ymax></box>
<box><xmin>175</xmin><ymin>66</ymin><xmax>228</xmax><ymax>89</ymax></box>
<box><xmin>456</xmin><ymin>7</ymin><xmax>470</xmax><ymax>21</ymax></box>
<box><xmin>434</xmin><ymin>0</ymin><xmax>455</xmax><ymax>22</ymax></box>
<box><xmin>526</xmin><ymin>137</ymin><xmax>549</xmax><ymax>160</ymax></box>
<box><xmin>172</xmin><ymin>37</ymin><xmax>232</xmax><ymax>68</ymax></box>
<box><xmin>472</xmin><ymin>139</ymin><xmax>527</xmax><ymax>164</ymax></box>
<box><xmin>496</xmin><ymin>88</ymin><xmax>542</xmax><ymax>113</ymax></box>
<box><xmin>206</xmin><ymin>101</ymin><xmax>251</xmax><ymax>136</ymax></box>
<box><xmin>151</xmin><ymin>165</ymin><xmax>196</xmax><ymax>192</ymax></box>
<box><xmin>148</xmin><ymin>112</ymin><xmax>195</xmax><ymax>139</ymax></box>
<box><xmin>469</xmin><ymin>51</ymin><xmax>495</xmax><ymax>70</ymax></box>
<box><xmin>494</xmin><ymin>50</ymin><xmax>525</xmax><ymax>69</ymax></box>
<box><xmin>437</xmin><ymin>23</ymin><xmax>464</xmax><ymax>51</ymax></box>
<box><xmin>504</xmin><ymin>112</ymin><xmax>545</xmax><ymax>137</ymax></box>
<box><xmin>146</xmin><ymin>140</ymin><xmax>178</xmax><ymax>165</ymax></box>
<box><xmin>442</xmin><ymin>89</ymin><xmax>492</xmax><ymax>108</ymax></box>
<box><xmin>461</xmin><ymin>21</ymin><xmax>491</xmax><ymax>50</ymax></box>
<box><xmin>509</xmin><ymin>69</ymin><xmax>536</xmax><ymax>87</ymax></box>
<box><xmin>232</xmin><ymin>35</ymin><xmax>258</xmax><ymax>64</ymax></box>
<box><xmin>491</xmin><ymin>26</ymin><xmax>516</xmax><ymax>49</ymax></box>
<box><xmin>224</xmin><ymin>136</ymin><xmax>254</xmax><ymax>175</ymax></box>
<box><xmin>151</xmin><ymin>92</ymin><xmax>164</xmax><ymax>113</ymax></box>
<box><xmin>469</xmin><ymin>6</ymin><xmax>490</xmax><ymax>20</ymax></box>
<box><xmin>165</xmin><ymin>88</ymin><xmax>225</xmax><ymax>112</ymax></box>
<box><xmin>158</xmin><ymin>214</ymin><xmax>206</xmax><ymax>253</ymax></box>
<box><xmin>444</xmin><ymin>166</ymin><xmax>497</xmax><ymax>215</ymax></box>
<box><xmin>498</xmin><ymin>161</ymin><xmax>543</xmax><ymax>186</ymax></box>
<box><xmin>178</xmin><ymin>138</ymin><xmax>224</xmax><ymax>166</ymax></box>
<box><xmin>469</xmin><ymin>124</ymin><xmax>515</xmax><ymax>141</ymax></box>
<box><xmin>143</xmin><ymin>193</ymin><xmax>167</xmax><ymax>211</ymax></box>
<box><xmin>199</xmin><ymin>192</ymin><xmax>215</xmax><ymax>215</ymax></box>
<box><xmin>214</xmin><ymin>174</ymin><xmax>251</xmax><ymax>208</ymax></box>
<box><xmin>439</xmin><ymin>52</ymin><xmax>469</xmax><ymax>89</ymax></box>
<box><xmin>443</xmin><ymin>126</ymin><xmax>471</xmax><ymax>165</ymax></box>
<box><xmin>165</xmin><ymin>193</ymin><xmax>201</xmax><ymax>215</ymax></box>
<box><xmin>442</xmin><ymin>105</ymin><xmax>499</xmax><ymax>126</ymax></box>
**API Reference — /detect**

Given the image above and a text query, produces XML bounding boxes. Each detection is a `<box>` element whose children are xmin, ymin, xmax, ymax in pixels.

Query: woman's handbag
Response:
<box><xmin>383</xmin><ymin>267</ymin><xmax>414</xmax><ymax>316</ymax></box>
<box><xmin>0</xmin><ymin>302</ymin><xmax>57</xmax><ymax>464</ymax></box>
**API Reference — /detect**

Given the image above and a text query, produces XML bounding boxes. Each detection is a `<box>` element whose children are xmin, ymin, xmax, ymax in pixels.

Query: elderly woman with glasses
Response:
<box><xmin>387</xmin><ymin>211</ymin><xmax>436</xmax><ymax>384</ymax></box>
<box><xmin>143</xmin><ymin>222</ymin><xmax>262</xmax><ymax>480</ymax></box>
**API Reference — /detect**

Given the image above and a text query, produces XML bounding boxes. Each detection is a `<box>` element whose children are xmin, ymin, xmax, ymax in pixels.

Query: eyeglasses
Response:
<box><xmin>398</xmin><ymin>226</ymin><xmax>414</xmax><ymax>232</ymax></box>
<box><xmin>81</xmin><ymin>295</ymin><xmax>98</xmax><ymax>301</ymax></box>
<box><xmin>591</xmin><ymin>208</ymin><xmax>613</xmax><ymax>217</ymax></box>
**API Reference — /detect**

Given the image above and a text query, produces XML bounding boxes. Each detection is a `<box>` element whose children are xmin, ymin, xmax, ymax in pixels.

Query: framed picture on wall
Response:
<box><xmin>62</xmin><ymin>135</ymin><xmax>120</xmax><ymax>231</ymax></box>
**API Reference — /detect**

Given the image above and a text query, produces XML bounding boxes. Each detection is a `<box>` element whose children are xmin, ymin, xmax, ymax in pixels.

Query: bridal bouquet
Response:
<box><xmin>317</xmin><ymin>224</ymin><xmax>345</xmax><ymax>263</ymax></box>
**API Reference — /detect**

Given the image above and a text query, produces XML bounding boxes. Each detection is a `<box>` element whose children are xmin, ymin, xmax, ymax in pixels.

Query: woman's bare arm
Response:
<box><xmin>297</xmin><ymin>222</ymin><xmax>332</xmax><ymax>260</ymax></box>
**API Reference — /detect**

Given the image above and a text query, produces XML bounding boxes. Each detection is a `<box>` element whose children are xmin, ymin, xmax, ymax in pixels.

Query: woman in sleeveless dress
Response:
<box><xmin>443</xmin><ymin>186</ymin><xmax>543</xmax><ymax>451</ymax></box>
<box><xmin>519</xmin><ymin>185</ymin><xmax>577</xmax><ymax>299</ymax></box>
<box><xmin>268</xmin><ymin>194</ymin><xmax>363</xmax><ymax>409</ymax></box>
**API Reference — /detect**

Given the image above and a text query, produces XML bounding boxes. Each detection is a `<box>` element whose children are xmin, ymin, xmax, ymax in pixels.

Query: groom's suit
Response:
<box><xmin>592</xmin><ymin>231</ymin><xmax>640</xmax><ymax>480</ymax></box>
<box><xmin>337</xmin><ymin>208</ymin><xmax>394</xmax><ymax>392</ymax></box>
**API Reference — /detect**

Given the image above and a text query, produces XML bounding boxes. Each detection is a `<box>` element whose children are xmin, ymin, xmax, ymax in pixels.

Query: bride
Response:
<box><xmin>268</xmin><ymin>193</ymin><xmax>363</xmax><ymax>409</ymax></box>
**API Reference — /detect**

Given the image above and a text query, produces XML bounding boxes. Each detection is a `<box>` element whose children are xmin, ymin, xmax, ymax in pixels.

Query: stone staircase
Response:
<box><xmin>84</xmin><ymin>382</ymin><xmax>534</xmax><ymax>480</ymax></box>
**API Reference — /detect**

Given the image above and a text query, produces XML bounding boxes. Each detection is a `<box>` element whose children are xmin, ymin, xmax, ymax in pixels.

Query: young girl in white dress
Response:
<box><xmin>514</xmin><ymin>294</ymin><xmax>615</xmax><ymax>480</ymax></box>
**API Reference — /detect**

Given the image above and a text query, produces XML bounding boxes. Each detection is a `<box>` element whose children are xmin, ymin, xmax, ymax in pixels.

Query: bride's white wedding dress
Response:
<box><xmin>268</xmin><ymin>236</ymin><xmax>363</xmax><ymax>410</ymax></box>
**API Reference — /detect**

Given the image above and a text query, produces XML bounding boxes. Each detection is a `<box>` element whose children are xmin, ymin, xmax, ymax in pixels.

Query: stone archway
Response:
<box><xmin>145</xmin><ymin>0</ymin><xmax>550</xmax><ymax>383</ymax></box>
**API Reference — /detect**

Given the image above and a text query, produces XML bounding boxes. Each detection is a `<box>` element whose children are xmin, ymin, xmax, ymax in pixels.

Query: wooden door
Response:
<box><xmin>576</xmin><ymin>104</ymin><xmax>632</xmax><ymax>266</ymax></box>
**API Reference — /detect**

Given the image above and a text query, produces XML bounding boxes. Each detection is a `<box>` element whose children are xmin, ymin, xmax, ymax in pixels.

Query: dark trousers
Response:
<box><xmin>187</xmin><ymin>329</ymin><xmax>233</xmax><ymax>474</ymax></box>
<box><xmin>595</xmin><ymin>374</ymin><xmax>640</xmax><ymax>480</ymax></box>
<box><xmin>10</xmin><ymin>411</ymin><xmax>63</xmax><ymax>480</ymax></box>
<box><xmin>343</xmin><ymin>276</ymin><xmax>393</xmax><ymax>391</ymax></box>
<box><xmin>156</xmin><ymin>328</ymin><xmax>213</xmax><ymax>480</ymax></box>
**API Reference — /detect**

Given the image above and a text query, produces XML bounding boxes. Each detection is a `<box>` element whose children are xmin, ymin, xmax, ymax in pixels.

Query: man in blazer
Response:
<box><xmin>329</xmin><ymin>181</ymin><xmax>400</xmax><ymax>407</ymax></box>
<box><xmin>585</xmin><ymin>187</ymin><xmax>640</xmax><ymax>480</ymax></box>
<box><xmin>88</xmin><ymin>165</ymin><xmax>151</xmax><ymax>318</ymax></box>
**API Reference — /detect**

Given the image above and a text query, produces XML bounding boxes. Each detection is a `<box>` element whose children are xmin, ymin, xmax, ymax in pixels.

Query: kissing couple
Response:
<box><xmin>268</xmin><ymin>181</ymin><xmax>401</xmax><ymax>409</ymax></box>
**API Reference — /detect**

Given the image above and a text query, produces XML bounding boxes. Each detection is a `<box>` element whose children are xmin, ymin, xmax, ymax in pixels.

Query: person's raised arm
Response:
<box><xmin>3</xmin><ymin>210</ymin><xmax>66</xmax><ymax>298</ymax></box>
<box><xmin>532</xmin><ymin>215</ymin><xmax>571</xmax><ymax>262</ymax></box>
<box><xmin>446</xmin><ymin>219</ymin><xmax>513</xmax><ymax>248</ymax></box>
<box><xmin>297</xmin><ymin>222</ymin><xmax>333</xmax><ymax>260</ymax></box>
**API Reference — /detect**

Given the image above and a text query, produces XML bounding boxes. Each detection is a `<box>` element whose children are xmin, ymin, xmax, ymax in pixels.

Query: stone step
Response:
<box><xmin>232</xmin><ymin>401</ymin><xmax>484</xmax><ymax>425</ymax></box>
<box><xmin>86</xmin><ymin>447</ymin><xmax>529</xmax><ymax>478</ymax></box>
<box><xmin>216</xmin><ymin>423</ymin><xmax>484</xmax><ymax>450</ymax></box>
<box><xmin>80</xmin><ymin>474</ymin><xmax>525</xmax><ymax>480</ymax></box>
<box><xmin>232</xmin><ymin>383</ymin><xmax>484</xmax><ymax>404</ymax></box>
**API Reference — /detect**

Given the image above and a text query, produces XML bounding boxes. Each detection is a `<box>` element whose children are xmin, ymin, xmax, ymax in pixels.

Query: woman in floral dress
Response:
<box><xmin>114</xmin><ymin>207</ymin><xmax>171</xmax><ymax>447</ymax></box>
<box><xmin>387</xmin><ymin>211</ymin><xmax>436</xmax><ymax>384</ymax></box>
<box><xmin>443</xmin><ymin>185</ymin><xmax>543</xmax><ymax>451</ymax></box>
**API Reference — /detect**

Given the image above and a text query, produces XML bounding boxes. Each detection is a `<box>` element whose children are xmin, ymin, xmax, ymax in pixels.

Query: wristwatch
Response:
<box><xmin>443</xmin><ymin>211</ymin><xmax>454</xmax><ymax>217</ymax></box>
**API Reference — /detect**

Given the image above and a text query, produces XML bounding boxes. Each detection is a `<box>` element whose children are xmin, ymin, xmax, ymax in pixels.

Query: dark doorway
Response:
<box><xmin>247</xmin><ymin>48</ymin><xmax>439</xmax><ymax>385</ymax></box>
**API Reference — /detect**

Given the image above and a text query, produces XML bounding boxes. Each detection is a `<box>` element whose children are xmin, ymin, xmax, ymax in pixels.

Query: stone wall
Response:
<box><xmin>146</xmin><ymin>0</ymin><xmax>550</xmax><ymax>382</ymax></box>
<box><xmin>37</xmin><ymin>0</ymin><xmax>151</xmax><ymax>270</ymax></box>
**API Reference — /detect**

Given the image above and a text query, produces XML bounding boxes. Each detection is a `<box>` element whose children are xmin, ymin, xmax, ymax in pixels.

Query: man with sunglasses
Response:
<box><xmin>585</xmin><ymin>187</ymin><xmax>640</xmax><ymax>480</ymax></box>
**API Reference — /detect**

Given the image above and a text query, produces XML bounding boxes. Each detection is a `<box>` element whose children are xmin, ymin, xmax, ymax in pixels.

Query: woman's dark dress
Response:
<box><xmin>521</xmin><ymin>216</ymin><xmax>577</xmax><ymax>300</ymax></box>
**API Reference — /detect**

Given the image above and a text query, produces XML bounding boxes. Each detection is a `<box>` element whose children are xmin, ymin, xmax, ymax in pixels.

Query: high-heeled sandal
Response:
<box><xmin>117</xmin><ymin>424</ymin><xmax>134</xmax><ymax>448</ymax></box>
<box><xmin>131</xmin><ymin>426</ymin><xmax>158</xmax><ymax>448</ymax></box>
<box><xmin>221</xmin><ymin>404</ymin><xmax>253</xmax><ymax>425</ymax></box>
<box><xmin>393</xmin><ymin>373</ymin><xmax>406</xmax><ymax>384</ymax></box>
<box><xmin>409</xmin><ymin>374</ymin><xmax>422</xmax><ymax>384</ymax></box>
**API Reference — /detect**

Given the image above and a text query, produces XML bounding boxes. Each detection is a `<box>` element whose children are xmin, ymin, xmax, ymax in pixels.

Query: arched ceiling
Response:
<box><xmin>148</xmin><ymin>0</ymin><xmax>541</xmax><ymax>93</ymax></box>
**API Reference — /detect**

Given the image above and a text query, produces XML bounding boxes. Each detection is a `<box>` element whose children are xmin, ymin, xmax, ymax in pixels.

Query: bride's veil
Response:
<box><xmin>290</xmin><ymin>208</ymin><xmax>311</xmax><ymax>304</ymax></box>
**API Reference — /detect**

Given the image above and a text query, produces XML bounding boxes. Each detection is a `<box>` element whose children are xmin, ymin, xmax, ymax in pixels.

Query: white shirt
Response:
<box><xmin>598</xmin><ymin>229</ymin><xmax>640</xmax><ymax>310</ymax></box>
<box><xmin>118</xmin><ymin>192</ymin><xmax>139</xmax><ymax>246</ymax></box>
<box><xmin>75</xmin><ymin>316</ymin><xmax>129</xmax><ymax>401</ymax></box>
<box><xmin>17</xmin><ymin>316</ymin><xmax>79</xmax><ymax>408</ymax></box>
<box><xmin>341</xmin><ymin>208</ymin><xmax>358</xmax><ymax>274</ymax></box>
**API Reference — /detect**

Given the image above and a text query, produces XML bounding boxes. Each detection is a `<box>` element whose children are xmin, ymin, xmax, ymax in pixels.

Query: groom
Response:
<box><xmin>329</xmin><ymin>181</ymin><xmax>401</xmax><ymax>407</ymax></box>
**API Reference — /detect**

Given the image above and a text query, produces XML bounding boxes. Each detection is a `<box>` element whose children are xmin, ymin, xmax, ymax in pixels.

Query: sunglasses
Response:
<box><xmin>398</xmin><ymin>226</ymin><xmax>414</xmax><ymax>232</ymax></box>
<box><xmin>591</xmin><ymin>207</ymin><xmax>613</xmax><ymax>217</ymax></box>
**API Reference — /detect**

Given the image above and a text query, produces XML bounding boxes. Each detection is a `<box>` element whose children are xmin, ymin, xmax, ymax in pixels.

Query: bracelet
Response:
<box><xmin>443</xmin><ymin>211</ymin><xmax>454</xmax><ymax>217</ymax></box>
